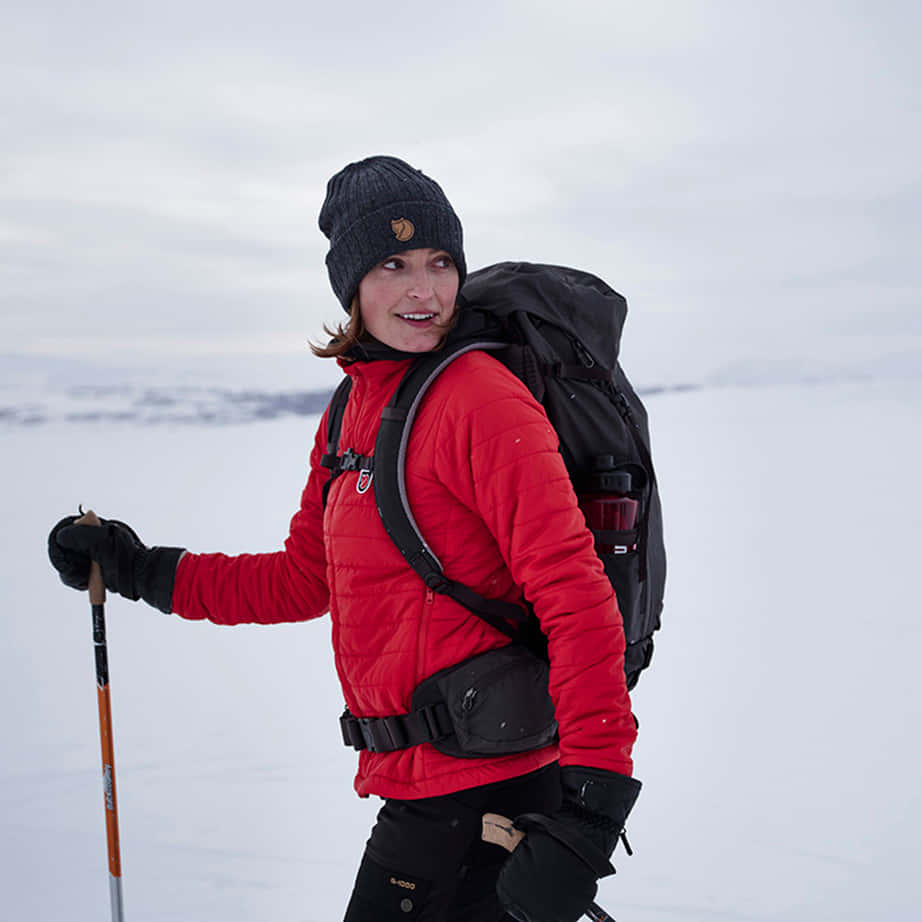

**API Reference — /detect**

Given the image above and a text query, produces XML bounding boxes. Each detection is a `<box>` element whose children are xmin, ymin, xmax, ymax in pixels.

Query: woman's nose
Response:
<box><xmin>406</xmin><ymin>267</ymin><xmax>435</xmax><ymax>299</ymax></box>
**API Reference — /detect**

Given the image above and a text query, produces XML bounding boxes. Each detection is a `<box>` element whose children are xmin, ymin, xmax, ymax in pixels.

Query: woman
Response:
<box><xmin>48</xmin><ymin>156</ymin><xmax>642</xmax><ymax>922</ymax></box>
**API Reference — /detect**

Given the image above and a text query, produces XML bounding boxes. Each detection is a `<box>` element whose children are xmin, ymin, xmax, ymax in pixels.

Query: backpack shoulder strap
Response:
<box><xmin>373</xmin><ymin>340</ymin><xmax>531</xmax><ymax>638</ymax></box>
<box><xmin>320</xmin><ymin>377</ymin><xmax>354</xmax><ymax>508</ymax></box>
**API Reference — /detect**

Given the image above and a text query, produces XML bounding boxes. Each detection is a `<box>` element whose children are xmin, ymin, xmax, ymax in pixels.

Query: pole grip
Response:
<box><xmin>481</xmin><ymin>813</ymin><xmax>614</xmax><ymax>922</ymax></box>
<box><xmin>74</xmin><ymin>508</ymin><xmax>106</xmax><ymax>605</ymax></box>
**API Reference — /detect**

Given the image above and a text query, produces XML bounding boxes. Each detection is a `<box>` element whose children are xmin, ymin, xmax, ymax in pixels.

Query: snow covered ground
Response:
<box><xmin>2</xmin><ymin>373</ymin><xmax>921</xmax><ymax>921</ymax></box>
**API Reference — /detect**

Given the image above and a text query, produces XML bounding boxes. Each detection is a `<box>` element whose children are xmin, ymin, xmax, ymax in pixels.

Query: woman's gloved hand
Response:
<box><xmin>496</xmin><ymin>766</ymin><xmax>642</xmax><ymax>922</ymax></box>
<box><xmin>48</xmin><ymin>514</ymin><xmax>185</xmax><ymax>613</ymax></box>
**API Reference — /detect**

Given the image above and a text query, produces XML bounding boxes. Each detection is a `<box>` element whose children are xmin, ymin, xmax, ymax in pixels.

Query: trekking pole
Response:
<box><xmin>75</xmin><ymin>507</ymin><xmax>125</xmax><ymax>922</ymax></box>
<box><xmin>482</xmin><ymin>813</ymin><xmax>614</xmax><ymax>922</ymax></box>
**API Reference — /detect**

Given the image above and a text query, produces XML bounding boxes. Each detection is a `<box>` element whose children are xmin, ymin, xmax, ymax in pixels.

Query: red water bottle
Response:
<box><xmin>577</xmin><ymin>456</ymin><xmax>638</xmax><ymax>555</ymax></box>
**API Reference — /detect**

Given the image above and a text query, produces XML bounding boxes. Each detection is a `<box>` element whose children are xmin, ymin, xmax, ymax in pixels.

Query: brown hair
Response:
<box><xmin>309</xmin><ymin>298</ymin><xmax>365</xmax><ymax>359</ymax></box>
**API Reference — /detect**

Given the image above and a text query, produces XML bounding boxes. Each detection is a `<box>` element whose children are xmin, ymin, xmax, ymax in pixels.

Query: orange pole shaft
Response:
<box><xmin>96</xmin><ymin>680</ymin><xmax>122</xmax><ymax>879</ymax></box>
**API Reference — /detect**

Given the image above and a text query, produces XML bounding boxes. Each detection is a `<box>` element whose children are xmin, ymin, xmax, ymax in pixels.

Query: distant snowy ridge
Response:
<box><xmin>2</xmin><ymin>349</ymin><xmax>919</xmax><ymax>426</ymax></box>
<box><xmin>0</xmin><ymin>385</ymin><xmax>336</xmax><ymax>427</ymax></box>
<box><xmin>0</xmin><ymin>383</ymin><xmax>701</xmax><ymax>427</ymax></box>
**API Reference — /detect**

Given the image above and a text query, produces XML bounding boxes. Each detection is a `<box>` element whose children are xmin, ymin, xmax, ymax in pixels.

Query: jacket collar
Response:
<box><xmin>342</xmin><ymin>339</ymin><xmax>422</xmax><ymax>364</ymax></box>
<box><xmin>337</xmin><ymin>338</ymin><xmax>417</xmax><ymax>384</ymax></box>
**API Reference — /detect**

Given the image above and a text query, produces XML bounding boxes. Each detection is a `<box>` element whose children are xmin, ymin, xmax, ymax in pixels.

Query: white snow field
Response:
<box><xmin>2</xmin><ymin>375</ymin><xmax>920</xmax><ymax>922</ymax></box>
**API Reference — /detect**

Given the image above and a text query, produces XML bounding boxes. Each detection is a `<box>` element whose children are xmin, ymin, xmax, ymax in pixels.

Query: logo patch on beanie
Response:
<box><xmin>391</xmin><ymin>217</ymin><xmax>415</xmax><ymax>242</ymax></box>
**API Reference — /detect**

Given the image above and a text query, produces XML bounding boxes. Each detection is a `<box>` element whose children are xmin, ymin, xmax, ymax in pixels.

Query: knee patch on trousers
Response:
<box><xmin>343</xmin><ymin>853</ymin><xmax>434</xmax><ymax>921</ymax></box>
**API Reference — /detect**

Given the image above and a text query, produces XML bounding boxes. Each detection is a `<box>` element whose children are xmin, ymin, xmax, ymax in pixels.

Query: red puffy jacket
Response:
<box><xmin>172</xmin><ymin>350</ymin><xmax>636</xmax><ymax>799</ymax></box>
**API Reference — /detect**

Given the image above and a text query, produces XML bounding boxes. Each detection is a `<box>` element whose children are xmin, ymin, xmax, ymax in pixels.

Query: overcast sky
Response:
<box><xmin>2</xmin><ymin>0</ymin><xmax>920</xmax><ymax>390</ymax></box>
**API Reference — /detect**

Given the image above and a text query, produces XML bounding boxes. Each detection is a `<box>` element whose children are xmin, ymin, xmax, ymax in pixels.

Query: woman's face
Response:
<box><xmin>357</xmin><ymin>248</ymin><xmax>459</xmax><ymax>352</ymax></box>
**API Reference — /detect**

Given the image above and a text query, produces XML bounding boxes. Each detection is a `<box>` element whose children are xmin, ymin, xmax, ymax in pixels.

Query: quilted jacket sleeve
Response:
<box><xmin>432</xmin><ymin>356</ymin><xmax>636</xmax><ymax>775</ymax></box>
<box><xmin>170</xmin><ymin>414</ymin><xmax>331</xmax><ymax>625</ymax></box>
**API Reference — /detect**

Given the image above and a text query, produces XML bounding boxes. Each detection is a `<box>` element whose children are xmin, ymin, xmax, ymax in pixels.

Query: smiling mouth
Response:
<box><xmin>398</xmin><ymin>313</ymin><xmax>436</xmax><ymax>324</ymax></box>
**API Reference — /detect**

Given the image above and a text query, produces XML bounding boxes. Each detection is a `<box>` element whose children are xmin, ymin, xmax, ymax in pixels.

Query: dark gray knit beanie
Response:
<box><xmin>318</xmin><ymin>155</ymin><xmax>466</xmax><ymax>310</ymax></box>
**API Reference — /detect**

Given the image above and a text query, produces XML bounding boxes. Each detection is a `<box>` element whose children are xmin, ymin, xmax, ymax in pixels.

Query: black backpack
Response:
<box><xmin>323</xmin><ymin>262</ymin><xmax>666</xmax><ymax>691</ymax></box>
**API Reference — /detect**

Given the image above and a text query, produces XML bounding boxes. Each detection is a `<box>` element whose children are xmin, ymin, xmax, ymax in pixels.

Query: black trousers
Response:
<box><xmin>343</xmin><ymin>763</ymin><xmax>561</xmax><ymax>922</ymax></box>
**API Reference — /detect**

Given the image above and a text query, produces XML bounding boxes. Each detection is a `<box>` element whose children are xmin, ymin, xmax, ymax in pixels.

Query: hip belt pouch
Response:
<box><xmin>411</xmin><ymin>643</ymin><xmax>559</xmax><ymax>759</ymax></box>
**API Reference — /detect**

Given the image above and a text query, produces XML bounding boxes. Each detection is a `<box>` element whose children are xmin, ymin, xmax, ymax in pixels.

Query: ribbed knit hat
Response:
<box><xmin>318</xmin><ymin>155</ymin><xmax>466</xmax><ymax>310</ymax></box>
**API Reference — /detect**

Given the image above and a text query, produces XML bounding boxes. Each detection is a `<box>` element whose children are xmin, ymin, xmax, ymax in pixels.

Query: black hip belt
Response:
<box><xmin>340</xmin><ymin>702</ymin><xmax>454</xmax><ymax>753</ymax></box>
<box><xmin>339</xmin><ymin>643</ymin><xmax>558</xmax><ymax>760</ymax></box>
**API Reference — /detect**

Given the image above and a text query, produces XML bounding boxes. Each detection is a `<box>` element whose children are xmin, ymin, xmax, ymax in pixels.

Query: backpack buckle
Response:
<box><xmin>340</xmin><ymin>448</ymin><xmax>360</xmax><ymax>472</ymax></box>
<box><xmin>423</xmin><ymin>571</ymin><xmax>449</xmax><ymax>593</ymax></box>
<box><xmin>359</xmin><ymin>715</ymin><xmax>408</xmax><ymax>753</ymax></box>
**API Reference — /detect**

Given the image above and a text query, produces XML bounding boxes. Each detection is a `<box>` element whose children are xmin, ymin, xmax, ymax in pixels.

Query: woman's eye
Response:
<box><xmin>381</xmin><ymin>258</ymin><xmax>403</xmax><ymax>270</ymax></box>
<box><xmin>434</xmin><ymin>255</ymin><xmax>454</xmax><ymax>269</ymax></box>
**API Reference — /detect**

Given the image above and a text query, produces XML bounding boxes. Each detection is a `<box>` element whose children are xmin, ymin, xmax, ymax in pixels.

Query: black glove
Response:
<box><xmin>496</xmin><ymin>766</ymin><xmax>642</xmax><ymax>922</ymax></box>
<box><xmin>48</xmin><ymin>514</ymin><xmax>185</xmax><ymax>613</ymax></box>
